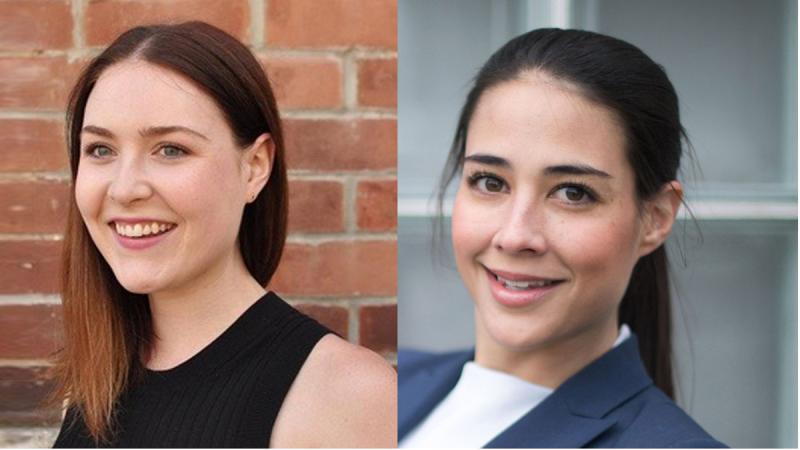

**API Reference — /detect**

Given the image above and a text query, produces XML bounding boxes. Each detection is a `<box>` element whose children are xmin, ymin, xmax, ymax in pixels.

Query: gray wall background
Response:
<box><xmin>398</xmin><ymin>1</ymin><xmax>798</xmax><ymax>447</ymax></box>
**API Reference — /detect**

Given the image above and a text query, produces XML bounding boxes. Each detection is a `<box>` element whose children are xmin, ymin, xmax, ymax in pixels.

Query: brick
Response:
<box><xmin>85</xmin><ymin>0</ymin><xmax>249</xmax><ymax>46</ymax></box>
<box><xmin>271</xmin><ymin>240</ymin><xmax>396</xmax><ymax>297</ymax></box>
<box><xmin>357</xmin><ymin>58</ymin><xmax>397</xmax><ymax>108</ymax></box>
<box><xmin>260</xmin><ymin>56</ymin><xmax>343</xmax><ymax>109</ymax></box>
<box><xmin>0</xmin><ymin>57</ymin><xmax>79</xmax><ymax>110</ymax></box>
<box><xmin>0</xmin><ymin>367</ymin><xmax>60</xmax><ymax>426</ymax></box>
<box><xmin>284</xmin><ymin>119</ymin><xmax>396</xmax><ymax>171</ymax></box>
<box><xmin>293</xmin><ymin>303</ymin><xmax>348</xmax><ymax>338</ymax></box>
<box><xmin>266</xmin><ymin>0</ymin><xmax>396</xmax><ymax>49</ymax></box>
<box><xmin>0</xmin><ymin>305</ymin><xmax>62</xmax><ymax>359</ymax></box>
<box><xmin>288</xmin><ymin>180</ymin><xmax>344</xmax><ymax>233</ymax></box>
<box><xmin>0</xmin><ymin>241</ymin><xmax>62</xmax><ymax>294</ymax></box>
<box><xmin>356</xmin><ymin>179</ymin><xmax>396</xmax><ymax>231</ymax></box>
<box><xmin>358</xmin><ymin>304</ymin><xmax>396</xmax><ymax>354</ymax></box>
<box><xmin>0</xmin><ymin>1</ymin><xmax>72</xmax><ymax>51</ymax></box>
<box><xmin>0</xmin><ymin>120</ymin><xmax>67</xmax><ymax>172</ymax></box>
<box><xmin>0</xmin><ymin>182</ymin><xmax>70</xmax><ymax>234</ymax></box>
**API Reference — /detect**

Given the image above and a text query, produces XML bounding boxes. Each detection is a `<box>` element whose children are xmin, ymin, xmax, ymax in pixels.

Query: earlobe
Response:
<box><xmin>245</xmin><ymin>133</ymin><xmax>275</xmax><ymax>202</ymax></box>
<box><xmin>638</xmin><ymin>181</ymin><xmax>683</xmax><ymax>257</ymax></box>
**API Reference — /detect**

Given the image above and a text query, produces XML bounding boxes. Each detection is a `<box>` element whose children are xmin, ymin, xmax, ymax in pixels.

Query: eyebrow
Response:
<box><xmin>544</xmin><ymin>164</ymin><xmax>612</xmax><ymax>178</ymax></box>
<box><xmin>464</xmin><ymin>153</ymin><xmax>613</xmax><ymax>178</ymax></box>
<box><xmin>81</xmin><ymin>125</ymin><xmax>210</xmax><ymax>141</ymax></box>
<box><xmin>463</xmin><ymin>154</ymin><xmax>510</xmax><ymax>167</ymax></box>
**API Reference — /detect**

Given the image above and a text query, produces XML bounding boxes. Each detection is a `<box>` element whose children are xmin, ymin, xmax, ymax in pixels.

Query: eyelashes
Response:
<box><xmin>466</xmin><ymin>171</ymin><xmax>508</xmax><ymax>193</ymax></box>
<box><xmin>81</xmin><ymin>142</ymin><xmax>190</xmax><ymax>160</ymax></box>
<box><xmin>551</xmin><ymin>181</ymin><xmax>598</xmax><ymax>204</ymax></box>
<box><xmin>464</xmin><ymin>170</ymin><xmax>600</xmax><ymax>204</ymax></box>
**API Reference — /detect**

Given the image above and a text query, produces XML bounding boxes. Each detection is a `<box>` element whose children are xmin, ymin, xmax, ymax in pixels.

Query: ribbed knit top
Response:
<box><xmin>52</xmin><ymin>292</ymin><xmax>330</xmax><ymax>448</ymax></box>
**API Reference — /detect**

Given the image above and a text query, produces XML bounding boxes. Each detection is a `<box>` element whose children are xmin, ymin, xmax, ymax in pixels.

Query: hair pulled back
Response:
<box><xmin>439</xmin><ymin>28</ymin><xmax>688</xmax><ymax>398</ymax></box>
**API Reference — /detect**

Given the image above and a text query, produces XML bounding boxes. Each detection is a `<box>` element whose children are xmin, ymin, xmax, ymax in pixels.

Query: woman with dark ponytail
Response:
<box><xmin>398</xmin><ymin>28</ymin><xmax>724</xmax><ymax>448</ymax></box>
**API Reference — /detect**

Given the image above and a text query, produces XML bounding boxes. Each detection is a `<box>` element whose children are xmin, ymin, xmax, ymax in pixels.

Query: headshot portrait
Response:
<box><xmin>0</xmin><ymin>0</ymin><xmax>397</xmax><ymax>448</ymax></box>
<box><xmin>397</xmin><ymin>0</ymin><xmax>797</xmax><ymax>448</ymax></box>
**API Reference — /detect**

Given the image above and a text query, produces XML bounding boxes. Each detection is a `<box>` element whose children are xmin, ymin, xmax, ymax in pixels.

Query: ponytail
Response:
<box><xmin>619</xmin><ymin>245</ymin><xmax>673</xmax><ymax>398</ymax></box>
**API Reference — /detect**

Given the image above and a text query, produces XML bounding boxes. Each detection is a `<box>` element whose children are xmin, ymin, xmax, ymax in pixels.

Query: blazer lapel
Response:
<box><xmin>398</xmin><ymin>350</ymin><xmax>473</xmax><ymax>439</ymax></box>
<box><xmin>485</xmin><ymin>395</ymin><xmax>615</xmax><ymax>448</ymax></box>
<box><xmin>486</xmin><ymin>335</ymin><xmax>653</xmax><ymax>448</ymax></box>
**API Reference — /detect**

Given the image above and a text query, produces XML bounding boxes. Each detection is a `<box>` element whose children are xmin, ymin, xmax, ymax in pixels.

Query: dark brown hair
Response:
<box><xmin>438</xmin><ymin>28</ymin><xmax>688</xmax><ymax>398</ymax></box>
<box><xmin>51</xmin><ymin>21</ymin><xmax>287</xmax><ymax>443</ymax></box>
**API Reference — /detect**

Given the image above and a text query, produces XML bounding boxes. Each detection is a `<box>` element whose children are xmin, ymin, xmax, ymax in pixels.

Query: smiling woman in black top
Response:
<box><xmin>51</xmin><ymin>22</ymin><xmax>396</xmax><ymax>448</ymax></box>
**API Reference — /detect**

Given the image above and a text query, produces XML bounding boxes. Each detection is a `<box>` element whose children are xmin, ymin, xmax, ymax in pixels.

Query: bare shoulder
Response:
<box><xmin>269</xmin><ymin>334</ymin><xmax>397</xmax><ymax>448</ymax></box>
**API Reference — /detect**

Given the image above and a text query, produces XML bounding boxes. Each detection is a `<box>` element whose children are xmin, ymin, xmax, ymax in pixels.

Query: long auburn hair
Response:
<box><xmin>437</xmin><ymin>28</ymin><xmax>689</xmax><ymax>398</ymax></box>
<box><xmin>50</xmin><ymin>21</ymin><xmax>288</xmax><ymax>443</ymax></box>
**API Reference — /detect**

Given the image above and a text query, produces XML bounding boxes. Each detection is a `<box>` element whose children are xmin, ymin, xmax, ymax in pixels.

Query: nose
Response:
<box><xmin>490</xmin><ymin>198</ymin><xmax>548</xmax><ymax>255</ymax></box>
<box><xmin>108</xmin><ymin>158</ymin><xmax>153</xmax><ymax>205</ymax></box>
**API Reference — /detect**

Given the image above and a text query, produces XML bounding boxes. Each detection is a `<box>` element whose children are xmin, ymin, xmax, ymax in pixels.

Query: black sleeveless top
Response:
<box><xmin>53</xmin><ymin>292</ymin><xmax>330</xmax><ymax>448</ymax></box>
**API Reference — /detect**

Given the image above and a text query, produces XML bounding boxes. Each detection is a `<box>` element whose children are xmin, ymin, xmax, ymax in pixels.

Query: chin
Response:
<box><xmin>491</xmin><ymin>325</ymin><xmax>554</xmax><ymax>352</ymax></box>
<box><xmin>115</xmin><ymin>279</ymin><xmax>159</xmax><ymax>295</ymax></box>
<box><xmin>110</xmin><ymin>270</ymin><xmax>164</xmax><ymax>295</ymax></box>
<box><xmin>478</xmin><ymin>307</ymin><xmax>557</xmax><ymax>352</ymax></box>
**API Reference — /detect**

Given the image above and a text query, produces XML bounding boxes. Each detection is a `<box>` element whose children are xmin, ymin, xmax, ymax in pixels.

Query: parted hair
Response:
<box><xmin>51</xmin><ymin>21</ymin><xmax>287</xmax><ymax>443</ymax></box>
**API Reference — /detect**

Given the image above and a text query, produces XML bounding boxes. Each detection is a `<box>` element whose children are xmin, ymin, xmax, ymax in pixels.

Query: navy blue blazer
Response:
<box><xmin>399</xmin><ymin>335</ymin><xmax>726</xmax><ymax>448</ymax></box>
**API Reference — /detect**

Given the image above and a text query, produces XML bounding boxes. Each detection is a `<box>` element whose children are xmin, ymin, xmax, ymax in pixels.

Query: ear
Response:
<box><xmin>243</xmin><ymin>133</ymin><xmax>275</xmax><ymax>203</ymax></box>
<box><xmin>637</xmin><ymin>181</ymin><xmax>683</xmax><ymax>257</ymax></box>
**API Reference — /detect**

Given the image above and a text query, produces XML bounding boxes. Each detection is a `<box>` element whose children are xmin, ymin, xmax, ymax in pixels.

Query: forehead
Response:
<box><xmin>465</xmin><ymin>74</ymin><xmax>629</xmax><ymax>173</ymax></box>
<box><xmin>83</xmin><ymin>60</ymin><xmax>228</xmax><ymax>137</ymax></box>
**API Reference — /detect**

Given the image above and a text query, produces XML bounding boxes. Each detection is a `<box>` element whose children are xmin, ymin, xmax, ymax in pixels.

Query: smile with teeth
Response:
<box><xmin>114</xmin><ymin>222</ymin><xmax>175</xmax><ymax>238</ymax></box>
<box><xmin>493</xmin><ymin>273</ymin><xmax>560</xmax><ymax>290</ymax></box>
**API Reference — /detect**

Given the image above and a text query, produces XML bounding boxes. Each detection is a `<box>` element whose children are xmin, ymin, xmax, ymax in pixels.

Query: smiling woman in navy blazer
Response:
<box><xmin>398</xmin><ymin>28</ymin><xmax>725</xmax><ymax>448</ymax></box>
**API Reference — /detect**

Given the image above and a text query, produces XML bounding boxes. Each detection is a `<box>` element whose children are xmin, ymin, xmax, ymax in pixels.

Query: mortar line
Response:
<box><xmin>285</xmin><ymin>232</ymin><xmax>397</xmax><ymax>244</ymax></box>
<box><xmin>0</xmin><ymin>359</ymin><xmax>54</xmax><ymax>367</ymax></box>
<box><xmin>343</xmin><ymin>176</ymin><xmax>357</xmax><ymax>233</ymax></box>
<box><xmin>0</xmin><ymin>111</ymin><xmax>64</xmax><ymax>119</ymax></box>
<box><xmin>72</xmin><ymin>0</ymin><xmax>85</xmax><ymax>52</ymax></box>
<box><xmin>0</xmin><ymin>294</ymin><xmax>62</xmax><ymax>305</ymax></box>
<box><xmin>348</xmin><ymin>300</ymin><xmax>359</xmax><ymax>344</ymax></box>
<box><xmin>343</xmin><ymin>49</ymin><xmax>358</xmax><ymax>111</ymax></box>
<box><xmin>280</xmin><ymin>110</ymin><xmax>396</xmax><ymax>119</ymax></box>
<box><xmin>287</xmin><ymin>169</ymin><xmax>397</xmax><ymax>178</ymax></box>
<box><xmin>0</xmin><ymin>233</ymin><xmax>64</xmax><ymax>241</ymax></box>
<box><xmin>0</xmin><ymin>173</ymin><xmax>71</xmax><ymax>181</ymax></box>
<box><xmin>249</xmin><ymin>0</ymin><xmax>265</xmax><ymax>48</ymax></box>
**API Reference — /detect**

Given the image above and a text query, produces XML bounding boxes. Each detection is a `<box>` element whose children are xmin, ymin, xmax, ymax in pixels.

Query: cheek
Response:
<box><xmin>554</xmin><ymin>211</ymin><xmax>642</xmax><ymax>285</ymax></box>
<box><xmin>165</xmin><ymin>160</ymin><xmax>245</xmax><ymax>233</ymax></box>
<box><xmin>451</xmin><ymin>191</ymin><xmax>493</xmax><ymax>263</ymax></box>
<box><xmin>74</xmin><ymin>167</ymin><xmax>104</xmax><ymax>222</ymax></box>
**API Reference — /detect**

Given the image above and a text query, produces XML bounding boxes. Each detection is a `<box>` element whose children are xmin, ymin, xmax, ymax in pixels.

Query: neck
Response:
<box><xmin>145</xmin><ymin>250</ymin><xmax>266</xmax><ymax>370</ymax></box>
<box><xmin>473</xmin><ymin>313</ymin><xmax>619</xmax><ymax>389</ymax></box>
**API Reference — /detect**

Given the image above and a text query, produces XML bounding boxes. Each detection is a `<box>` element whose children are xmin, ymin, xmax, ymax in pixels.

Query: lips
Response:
<box><xmin>483</xmin><ymin>266</ymin><xmax>565</xmax><ymax>308</ymax></box>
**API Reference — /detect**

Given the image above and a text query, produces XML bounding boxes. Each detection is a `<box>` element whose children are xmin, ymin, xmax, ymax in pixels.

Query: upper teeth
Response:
<box><xmin>496</xmin><ymin>274</ymin><xmax>555</xmax><ymax>290</ymax></box>
<box><xmin>115</xmin><ymin>222</ymin><xmax>174</xmax><ymax>238</ymax></box>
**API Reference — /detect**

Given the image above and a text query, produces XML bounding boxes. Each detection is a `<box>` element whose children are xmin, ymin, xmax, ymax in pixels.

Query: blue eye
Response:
<box><xmin>159</xmin><ymin>145</ymin><xmax>187</xmax><ymax>158</ymax></box>
<box><xmin>87</xmin><ymin>145</ymin><xmax>113</xmax><ymax>158</ymax></box>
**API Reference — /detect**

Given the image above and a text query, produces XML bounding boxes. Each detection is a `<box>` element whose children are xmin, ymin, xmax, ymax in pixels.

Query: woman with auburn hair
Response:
<box><xmin>398</xmin><ymin>29</ymin><xmax>724</xmax><ymax>448</ymax></box>
<box><xmin>51</xmin><ymin>21</ymin><xmax>396</xmax><ymax>448</ymax></box>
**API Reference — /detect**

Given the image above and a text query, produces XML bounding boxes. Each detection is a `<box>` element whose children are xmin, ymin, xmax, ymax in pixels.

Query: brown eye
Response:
<box><xmin>553</xmin><ymin>184</ymin><xmax>596</xmax><ymax>204</ymax></box>
<box><xmin>466</xmin><ymin>171</ymin><xmax>509</xmax><ymax>194</ymax></box>
<box><xmin>564</xmin><ymin>186</ymin><xmax>585</xmax><ymax>201</ymax></box>
<box><xmin>481</xmin><ymin>177</ymin><xmax>505</xmax><ymax>192</ymax></box>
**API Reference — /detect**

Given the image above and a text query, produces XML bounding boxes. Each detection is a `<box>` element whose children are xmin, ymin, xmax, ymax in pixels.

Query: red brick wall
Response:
<box><xmin>0</xmin><ymin>0</ymin><xmax>397</xmax><ymax>445</ymax></box>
